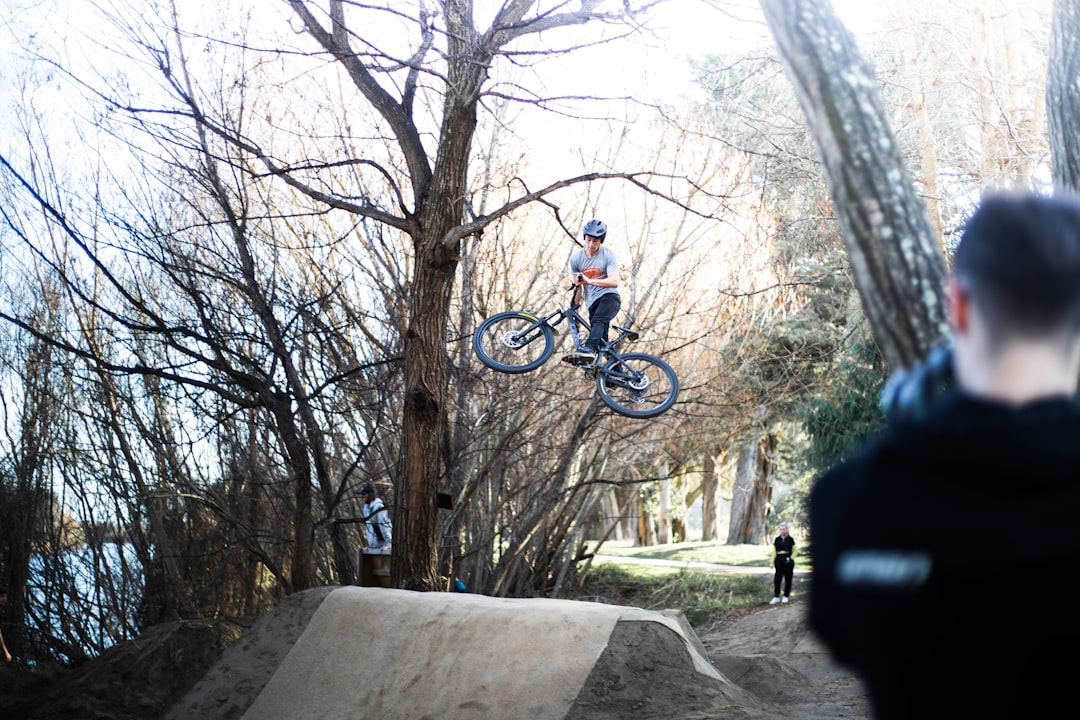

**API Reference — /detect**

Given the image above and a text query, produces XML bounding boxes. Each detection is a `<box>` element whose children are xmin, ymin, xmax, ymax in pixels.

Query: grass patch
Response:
<box><xmin>591</xmin><ymin>540</ymin><xmax>779</xmax><ymax>568</ymax></box>
<box><xmin>591</xmin><ymin>540</ymin><xmax>813</xmax><ymax>572</ymax></box>
<box><xmin>566</xmin><ymin>563</ymin><xmax>774</xmax><ymax>628</ymax></box>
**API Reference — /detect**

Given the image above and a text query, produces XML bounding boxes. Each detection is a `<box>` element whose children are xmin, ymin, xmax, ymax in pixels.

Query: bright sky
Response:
<box><xmin>0</xmin><ymin>0</ymin><xmax>891</xmax><ymax>119</ymax></box>
<box><xmin>478</xmin><ymin>0</ymin><xmax>894</xmax><ymax>125</ymax></box>
<box><xmin>0</xmin><ymin>0</ymin><xmax>909</xmax><ymax>256</ymax></box>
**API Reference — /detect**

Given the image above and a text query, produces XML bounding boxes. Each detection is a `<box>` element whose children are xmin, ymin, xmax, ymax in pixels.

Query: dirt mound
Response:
<box><xmin>11</xmin><ymin>619</ymin><xmax>249</xmax><ymax>720</ymax></box>
<box><xmin>699</xmin><ymin>600</ymin><xmax>871</xmax><ymax>719</ymax></box>
<box><xmin>11</xmin><ymin>585</ymin><xmax>869</xmax><ymax>720</ymax></box>
<box><xmin>567</xmin><ymin>618</ymin><xmax>763</xmax><ymax>719</ymax></box>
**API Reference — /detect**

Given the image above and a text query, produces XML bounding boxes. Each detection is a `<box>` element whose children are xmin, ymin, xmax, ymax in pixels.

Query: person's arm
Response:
<box><xmin>375</xmin><ymin>500</ymin><xmax>392</xmax><ymax>546</ymax></box>
<box><xmin>380</xmin><ymin>508</ymin><xmax>393</xmax><ymax>545</ymax></box>
<box><xmin>1</xmin><ymin>627</ymin><xmax>11</xmax><ymax>663</ymax></box>
<box><xmin>807</xmin><ymin>469</ymin><xmax>858</xmax><ymax>665</ymax></box>
<box><xmin>568</xmin><ymin>256</ymin><xmax>585</xmax><ymax>304</ymax></box>
<box><xmin>581</xmin><ymin>274</ymin><xmax>619</xmax><ymax>289</ymax></box>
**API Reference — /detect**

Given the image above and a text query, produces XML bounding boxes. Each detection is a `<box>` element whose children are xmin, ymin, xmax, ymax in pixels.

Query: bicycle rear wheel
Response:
<box><xmin>473</xmin><ymin>311</ymin><xmax>556</xmax><ymax>373</ymax></box>
<box><xmin>596</xmin><ymin>352</ymin><xmax>679</xmax><ymax>418</ymax></box>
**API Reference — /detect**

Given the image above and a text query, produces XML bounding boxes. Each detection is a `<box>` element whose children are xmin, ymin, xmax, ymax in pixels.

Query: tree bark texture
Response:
<box><xmin>726</xmin><ymin>434</ymin><xmax>775</xmax><ymax>545</ymax></box>
<box><xmin>1049</xmin><ymin>0</ymin><xmax>1080</xmax><ymax>192</ymax></box>
<box><xmin>657</xmin><ymin>463</ymin><xmax>671</xmax><ymax>545</ymax></box>
<box><xmin>700</xmin><ymin>448</ymin><xmax>721</xmax><ymax>541</ymax></box>
<box><xmin>760</xmin><ymin>0</ymin><xmax>949</xmax><ymax>369</ymax></box>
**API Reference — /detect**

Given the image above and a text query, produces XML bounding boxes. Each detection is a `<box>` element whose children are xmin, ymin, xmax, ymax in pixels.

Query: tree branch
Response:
<box><xmin>440</xmin><ymin>170</ymin><xmax>729</xmax><ymax>247</ymax></box>
<box><xmin>286</xmin><ymin>0</ymin><xmax>433</xmax><ymax>198</ymax></box>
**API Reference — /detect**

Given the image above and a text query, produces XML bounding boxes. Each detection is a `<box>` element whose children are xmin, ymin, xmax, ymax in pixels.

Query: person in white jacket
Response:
<box><xmin>358</xmin><ymin>485</ymin><xmax>392</xmax><ymax>550</ymax></box>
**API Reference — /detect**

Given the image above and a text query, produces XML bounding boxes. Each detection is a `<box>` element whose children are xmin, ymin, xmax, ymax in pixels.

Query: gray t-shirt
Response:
<box><xmin>568</xmin><ymin>245</ymin><xmax>620</xmax><ymax>309</ymax></box>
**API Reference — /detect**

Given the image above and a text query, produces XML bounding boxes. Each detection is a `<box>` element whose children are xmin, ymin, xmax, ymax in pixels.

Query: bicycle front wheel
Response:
<box><xmin>596</xmin><ymin>352</ymin><xmax>679</xmax><ymax>418</ymax></box>
<box><xmin>473</xmin><ymin>311</ymin><xmax>556</xmax><ymax>373</ymax></box>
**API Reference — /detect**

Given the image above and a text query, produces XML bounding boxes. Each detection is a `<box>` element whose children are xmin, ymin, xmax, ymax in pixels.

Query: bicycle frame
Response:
<box><xmin>539</xmin><ymin>287</ymin><xmax>636</xmax><ymax>357</ymax></box>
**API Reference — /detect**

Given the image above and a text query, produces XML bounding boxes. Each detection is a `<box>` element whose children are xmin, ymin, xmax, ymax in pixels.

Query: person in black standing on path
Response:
<box><xmin>770</xmin><ymin>522</ymin><xmax>795</xmax><ymax>604</ymax></box>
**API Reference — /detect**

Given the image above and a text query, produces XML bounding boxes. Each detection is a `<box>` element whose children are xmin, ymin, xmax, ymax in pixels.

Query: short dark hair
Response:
<box><xmin>953</xmin><ymin>191</ymin><xmax>1080</xmax><ymax>339</ymax></box>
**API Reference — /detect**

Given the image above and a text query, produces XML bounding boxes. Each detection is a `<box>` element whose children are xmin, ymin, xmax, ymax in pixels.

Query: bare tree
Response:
<box><xmin>261</xmin><ymin>0</ymin><xmax>684</xmax><ymax>590</ymax></box>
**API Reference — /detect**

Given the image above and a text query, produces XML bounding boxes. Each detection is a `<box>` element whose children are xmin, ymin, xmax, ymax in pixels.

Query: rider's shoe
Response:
<box><xmin>562</xmin><ymin>349</ymin><xmax>594</xmax><ymax>365</ymax></box>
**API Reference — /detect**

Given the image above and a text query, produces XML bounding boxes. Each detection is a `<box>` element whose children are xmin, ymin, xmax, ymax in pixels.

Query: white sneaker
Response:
<box><xmin>781</xmin><ymin>596</ymin><xmax>789</xmax><ymax>604</ymax></box>
<box><xmin>769</xmin><ymin>597</ymin><xmax>781</xmax><ymax>605</ymax></box>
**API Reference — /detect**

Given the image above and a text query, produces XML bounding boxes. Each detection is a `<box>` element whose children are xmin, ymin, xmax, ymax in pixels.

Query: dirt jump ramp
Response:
<box><xmin>164</xmin><ymin>585</ymin><xmax>760</xmax><ymax>720</ymax></box>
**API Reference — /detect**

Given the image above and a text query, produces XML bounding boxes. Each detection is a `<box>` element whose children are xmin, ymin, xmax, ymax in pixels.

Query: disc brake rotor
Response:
<box><xmin>501</xmin><ymin>330</ymin><xmax>525</xmax><ymax>349</ymax></box>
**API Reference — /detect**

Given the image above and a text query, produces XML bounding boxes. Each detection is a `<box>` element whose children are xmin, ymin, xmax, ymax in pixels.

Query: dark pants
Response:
<box><xmin>774</xmin><ymin>557</ymin><xmax>794</xmax><ymax>596</ymax></box>
<box><xmin>587</xmin><ymin>294</ymin><xmax>621</xmax><ymax>353</ymax></box>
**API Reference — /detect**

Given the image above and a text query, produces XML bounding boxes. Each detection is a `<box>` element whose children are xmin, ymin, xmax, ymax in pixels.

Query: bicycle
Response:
<box><xmin>472</xmin><ymin>286</ymin><xmax>679</xmax><ymax>418</ymax></box>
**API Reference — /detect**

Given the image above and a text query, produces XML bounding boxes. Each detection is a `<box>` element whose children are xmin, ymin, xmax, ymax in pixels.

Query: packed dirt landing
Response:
<box><xmin>165</xmin><ymin>586</ymin><xmax>756</xmax><ymax>720</ymax></box>
<box><xmin>163</xmin><ymin>585</ymin><xmax>868</xmax><ymax>720</ymax></box>
<box><xmin>16</xmin><ymin>581</ymin><xmax>871</xmax><ymax>720</ymax></box>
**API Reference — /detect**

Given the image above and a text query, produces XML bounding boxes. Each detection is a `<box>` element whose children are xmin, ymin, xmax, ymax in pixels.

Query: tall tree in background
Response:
<box><xmin>759</xmin><ymin>0</ymin><xmax>949</xmax><ymax>370</ymax></box>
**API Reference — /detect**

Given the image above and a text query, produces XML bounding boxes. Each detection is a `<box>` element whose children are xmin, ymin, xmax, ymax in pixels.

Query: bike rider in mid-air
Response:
<box><xmin>565</xmin><ymin>218</ymin><xmax>621</xmax><ymax>367</ymax></box>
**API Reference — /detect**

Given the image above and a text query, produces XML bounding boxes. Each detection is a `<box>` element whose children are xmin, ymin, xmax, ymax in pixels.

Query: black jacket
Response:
<box><xmin>809</xmin><ymin>391</ymin><xmax>1080</xmax><ymax>719</ymax></box>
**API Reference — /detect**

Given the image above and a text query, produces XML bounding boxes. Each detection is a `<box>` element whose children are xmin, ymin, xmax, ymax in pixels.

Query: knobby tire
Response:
<box><xmin>596</xmin><ymin>352</ymin><xmax>679</xmax><ymax>418</ymax></box>
<box><xmin>473</xmin><ymin>311</ymin><xmax>556</xmax><ymax>373</ymax></box>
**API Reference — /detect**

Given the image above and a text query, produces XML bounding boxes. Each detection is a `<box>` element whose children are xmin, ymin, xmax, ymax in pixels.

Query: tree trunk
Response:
<box><xmin>393</xmin><ymin>253</ymin><xmax>459</xmax><ymax>591</ymax></box>
<box><xmin>627</xmin><ymin>486</ymin><xmax>643</xmax><ymax>546</ymax></box>
<box><xmin>700</xmin><ymin>447</ymin><xmax>722</xmax><ymax>541</ymax></box>
<box><xmin>726</xmin><ymin>434</ymin><xmax>776</xmax><ymax>545</ymax></box>
<box><xmin>894</xmin><ymin>0</ymin><xmax>944</xmax><ymax>246</ymax></box>
<box><xmin>1049</xmin><ymin>0</ymin><xmax>1080</xmax><ymax>191</ymax></box>
<box><xmin>657</xmin><ymin>462</ymin><xmax>671</xmax><ymax>545</ymax></box>
<box><xmin>601</xmin><ymin>490</ymin><xmax>624</xmax><ymax>542</ymax></box>
<box><xmin>760</xmin><ymin>0</ymin><xmax>949</xmax><ymax>369</ymax></box>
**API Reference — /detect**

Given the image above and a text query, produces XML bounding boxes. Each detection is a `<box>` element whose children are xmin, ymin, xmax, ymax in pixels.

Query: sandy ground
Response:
<box><xmin>12</xmin><ymin>578</ymin><xmax>871</xmax><ymax>720</ymax></box>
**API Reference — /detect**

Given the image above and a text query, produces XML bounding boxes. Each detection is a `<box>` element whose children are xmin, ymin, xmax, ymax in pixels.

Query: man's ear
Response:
<box><xmin>947</xmin><ymin>275</ymin><xmax>969</xmax><ymax>334</ymax></box>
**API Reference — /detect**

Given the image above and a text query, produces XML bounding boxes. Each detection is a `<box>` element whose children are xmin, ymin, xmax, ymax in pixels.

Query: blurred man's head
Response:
<box><xmin>949</xmin><ymin>191</ymin><xmax>1080</xmax><ymax>402</ymax></box>
<box><xmin>952</xmin><ymin>191</ymin><xmax>1080</xmax><ymax>343</ymax></box>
